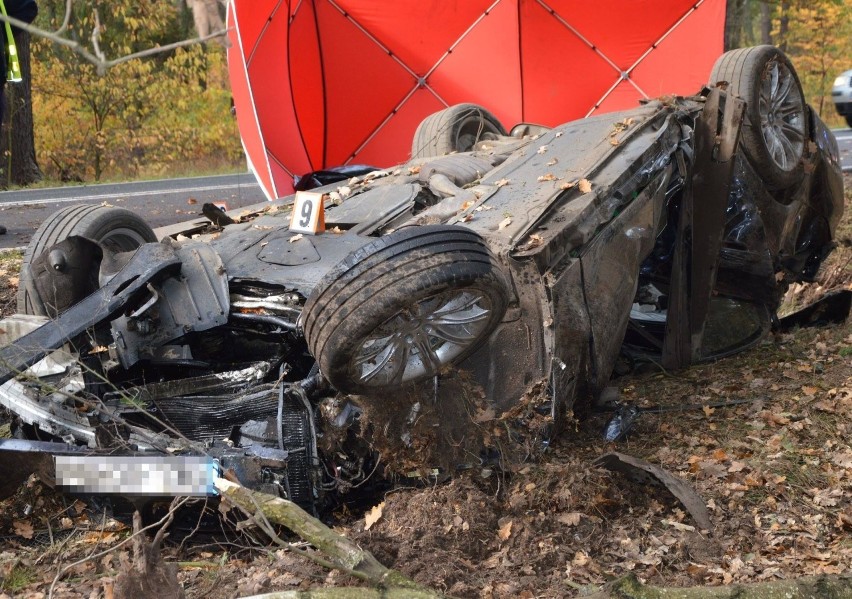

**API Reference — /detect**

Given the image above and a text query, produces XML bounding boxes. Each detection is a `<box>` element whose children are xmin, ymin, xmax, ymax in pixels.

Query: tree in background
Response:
<box><xmin>724</xmin><ymin>0</ymin><xmax>852</xmax><ymax>126</ymax></box>
<box><xmin>19</xmin><ymin>0</ymin><xmax>240</xmax><ymax>183</ymax></box>
<box><xmin>0</xmin><ymin>15</ymin><xmax>41</xmax><ymax>187</ymax></box>
<box><xmin>777</xmin><ymin>1</ymin><xmax>850</xmax><ymax>119</ymax></box>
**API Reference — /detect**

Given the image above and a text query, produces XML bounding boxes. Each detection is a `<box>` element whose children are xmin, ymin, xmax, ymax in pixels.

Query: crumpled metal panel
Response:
<box><xmin>212</xmin><ymin>215</ymin><xmax>372</xmax><ymax>296</ymax></box>
<box><xmin>579</xmin><ymin>167</ymin><xmax>670</xmax><ymax>391</ymax></box>
<box><xmin>470</xmin><ymin>102</ymin><xmax>672</xmax><ymax>253</ymax></box>
<box><xmin>111</xmin><ymin>243</ymin><xmax>229</xmax><ymax>368</ymax></box>
<box><xmin>258</xmin><ymin>231</ymin><xmax>322</xmax><ymax>266</ymax></box>
<box><xmin>462</xmin><ymin>258</ymin><xmax>548</xmax><ymax>412</ymax></box>
<box><xmin>325</xmin><ymin>183</ymin><xmax>418</xmax><ymax>232</ymax></box>
<box><xmin>546</xmin><ymin>257</ymin><xmax>592</xmax><ymax>419</ymax></box>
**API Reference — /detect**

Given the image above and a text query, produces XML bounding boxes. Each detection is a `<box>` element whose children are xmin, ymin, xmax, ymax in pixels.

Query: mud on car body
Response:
<box><xmin>0</xmin><ymin>47</ymin><xmax>843</xmax><ymax>513</ymax></box>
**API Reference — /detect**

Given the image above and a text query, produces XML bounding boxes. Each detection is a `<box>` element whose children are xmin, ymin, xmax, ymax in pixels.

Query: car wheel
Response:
<box><xmin>710</xmin><ymin>45</ymin><xmax>807</xmax><ymax>189</ymax></box>
<box><xmin>17</xmin><ymin>204</ymin><xmax>157</xmax><ymax>316</ymax></box>
<box><xmin>411</xmin><ymin>104</ymin><xmax>507</xmax><ymax>159</ymax></box>
<box><xmin>301</xmin><ymin>225</ymin><xmax>509</xmax><ymax>394</ymax></box>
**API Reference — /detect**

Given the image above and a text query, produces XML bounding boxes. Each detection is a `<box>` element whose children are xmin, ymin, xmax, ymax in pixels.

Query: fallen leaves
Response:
<box><xmin>607</xmin><ymin>117</ymin><xmax>635</xmax><ymax>146</ymax></box>
<box><xmin>364</xmin><ymin>501</ymin><xmax>384</xmax><ymax>531</ymax></box>
<box><xmin>498</xmin><ymin>216</ymin><xmax>512</xmax><ymax>231</ymax></box>
<box><xmin>556</xmin><ymin>512</ymin><xmax>583</xmax><ymax>527</ymax></box>
<box><xmin>12</xmin><ymin>520</ymin><xmax>33</xmax><ymax>539</ymax></box>
<box><xmin>497</xmin><ymin>519</ymin><xmax>513</xmax><ymax>541</ymax></box>
<box><xmin>558</xmin><ymin>178</ymin><xmax>593</xmax><ymax>192</ymax></box>
<box><xmin>517</xmin><ymin>233</ymin><xmax>544</xmax><ymax>252</ymax></box>
<box><xmin>661</xmin><ymin>518</ymin><xmax>695</xmax><ymax>532</ymax></box>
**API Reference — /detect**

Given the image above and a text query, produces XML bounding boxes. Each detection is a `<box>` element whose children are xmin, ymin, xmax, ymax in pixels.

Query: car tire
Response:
<box><xmin>710</xmin><ymin>45</ymin><xmax>807</xmax><ymax>189</ymax></box>
<box><xmin>411</xmin><ymin>104</ymin><xmax>507</xmax><ymax>159</ymax></box>
<box><xmin>301</xmin><ymin>225</ymin><xmax>509</xmax><ymax>394</ymax></box>
<box><xmin>17</xmin><ymin>204</ymin><xmax>157</xmax><ymax>316</ymax></box>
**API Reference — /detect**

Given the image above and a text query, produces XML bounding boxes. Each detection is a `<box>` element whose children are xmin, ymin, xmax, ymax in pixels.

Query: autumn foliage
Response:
<box><xmin>725</xmin><ymin>0</ymin><xmax>852</xmax><ymax>128</ymax></box>
<box><xmin>30</xmin><ymin>1</ymin><xmax>242</xmax><ymax>182</ymax></box>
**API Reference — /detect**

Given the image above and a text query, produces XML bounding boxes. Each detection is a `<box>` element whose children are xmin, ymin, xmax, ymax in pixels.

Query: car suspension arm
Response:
<box><xmin>0</xmin><ymin>242</ymin><xmax>182</xmax><ymax>386</ymax></box>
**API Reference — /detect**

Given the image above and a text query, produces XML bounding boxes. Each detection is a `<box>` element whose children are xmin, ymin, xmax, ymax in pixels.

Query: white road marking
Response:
<box><xmin>0</xmin><ymin>183</ymin><xmax>259</xmax><ymax>209</ymax></box>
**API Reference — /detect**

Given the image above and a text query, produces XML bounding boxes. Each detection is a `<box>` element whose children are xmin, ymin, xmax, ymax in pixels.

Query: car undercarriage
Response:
<box><xmin>0</xmin><ymin>47</ymin><xmax>844</xmax><ymax>516</ymax></box>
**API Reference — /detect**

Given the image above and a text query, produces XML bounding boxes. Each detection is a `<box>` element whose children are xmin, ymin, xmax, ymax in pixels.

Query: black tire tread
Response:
<box><xmin>302</xmin><ymin>227</ymin><xmax>490</xmax><ymax>337</ymax></box>
<box><xmin>411</xmin><ymin>104</ymin><xmax>507</xmax><ymax>159</ymax></box>
<box><xmin>17</xmin><ymin>205</ymin><xmax>156</xmax><ymax>315</ymax></box>
<box><xmin>301</xmin><ymin>225</ymin><xmax>509</xmax><ymax>393</ymax></box>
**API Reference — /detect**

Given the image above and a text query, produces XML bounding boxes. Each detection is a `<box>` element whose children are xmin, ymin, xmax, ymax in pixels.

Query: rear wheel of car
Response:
<box><xmin>301</xmin><ymin>225</ymin><xmax>509</xmax><ymax>394</ymax></box>
<box><xmin>411</xmin><ymin>104</ymin><xmax>507</xmax><ymax>159</ymax></box>
<box><xmin>17</xmin><ymin>204</ymin><xmax>157</xmax><ymax>316</ymax></box>
<box><xmin>709</xmin><ymin>45</ymin><xmax>807</xmax><ymax>189</ymax></box>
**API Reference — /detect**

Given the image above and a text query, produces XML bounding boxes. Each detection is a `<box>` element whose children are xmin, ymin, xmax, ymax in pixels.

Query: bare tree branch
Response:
<box><xmin>0</xmin><ymin>12</ymin><xmax>228</xmax><ymax>76</ymax></box>
<box><xmin>48</xmin><ymin>496</ymin><xmax>191</xmax><ymax>599</ymax></box>
<box><xmin>54</xmin><ymin>0</ymin><xmax>73</xmax><ymax>36</ymax></box>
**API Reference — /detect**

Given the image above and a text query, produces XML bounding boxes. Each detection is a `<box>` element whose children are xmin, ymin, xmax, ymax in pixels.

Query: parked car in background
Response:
<box><xmin>833</xmin><ymin>69</ymin><xmax>852</xmax><ymax>127</ymax></box>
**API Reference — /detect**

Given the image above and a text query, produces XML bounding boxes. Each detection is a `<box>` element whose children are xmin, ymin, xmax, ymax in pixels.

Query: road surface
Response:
<box><xmin>0</xmin><ymin>173</ymin><xmax>267</xmax><ymax>249</ymax></box>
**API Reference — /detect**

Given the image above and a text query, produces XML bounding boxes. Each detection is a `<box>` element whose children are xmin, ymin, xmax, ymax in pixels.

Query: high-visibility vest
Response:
<box><xmin>0</xmin><ymin>0</ymin><xmax>22</xmax><ymax>82</ymax></box>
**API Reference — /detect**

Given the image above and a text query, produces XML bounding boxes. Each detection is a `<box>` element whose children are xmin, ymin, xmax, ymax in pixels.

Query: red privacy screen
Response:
<box><xmin>227</xmin><ymin>0</ymin><xmax>725</xmax><ymax>199</ymax></box>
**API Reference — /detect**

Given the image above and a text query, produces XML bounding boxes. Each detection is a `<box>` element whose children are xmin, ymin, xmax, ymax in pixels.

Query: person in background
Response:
<box><xmin>1</xmin><ymin>0</ymin><xmax>37</xmax><ymax>122</ymax></box>
<box><xmin>0</xmin><ymin>0</ymin><xmax>37</xmax><ymax>234</ymax></box>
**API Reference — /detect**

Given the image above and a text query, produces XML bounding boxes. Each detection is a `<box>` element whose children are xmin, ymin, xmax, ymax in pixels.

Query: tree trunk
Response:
<box><xmin>777</xmin><ymin>1</ymin><xmax>790</xmax><ymax>52</ymax></box>
<box><xmin>0</xmin><ymin>30</ymin><xmax>42</xmax><ymax>188</ymax></box>
<box><xmin>215</xmin><ymin>478</ymin><xmax>437</xmax><ymax>595</ymax></box>
<box><xmin>742</xmin><ymin>0</ymin><xmax>755</xmax><ymax>46</ymax></box>
<box><xmin>724</xmin><ymin>0</ymin><xmax>745</xmax><ymax>50</ymax></box>
<box><xmin>758</xmin><ymin>1</ymin><xmax>772</xmax><ymax>45</ymax></box>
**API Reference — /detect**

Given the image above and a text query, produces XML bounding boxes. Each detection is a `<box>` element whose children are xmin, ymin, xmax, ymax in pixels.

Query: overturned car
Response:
<box><xmin>0</xmin><ymin>47</ymin><xmax>844</xmax><ymax>512</ymax></box>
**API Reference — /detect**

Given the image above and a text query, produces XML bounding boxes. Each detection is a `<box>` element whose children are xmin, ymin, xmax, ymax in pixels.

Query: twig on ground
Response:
<box><xmin>48</xmin><ymin>496</ymin><xmax>190</xmax><ymax>599</ymax></box>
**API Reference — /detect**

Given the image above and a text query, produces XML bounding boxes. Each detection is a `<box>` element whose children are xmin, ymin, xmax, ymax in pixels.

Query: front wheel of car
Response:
<box><xmin>301</xmin><ymin>225</ymin><xmax>510</xmax><ymax>394</ymax></box>
<box><xmin>17</xmin><ymin>204</ymin><xmax>157</xmax><ymax>316</ymax></box>
<box><xmin>709</xmin><ymin>45</ymin><xmax>807</xmax><ymax>189</ymax></box>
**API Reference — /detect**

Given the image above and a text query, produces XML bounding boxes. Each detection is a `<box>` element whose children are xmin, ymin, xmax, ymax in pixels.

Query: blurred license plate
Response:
<box><xmin>55</xmin><ymin>455</ymin><xmax>218</xmax><ymax>496</ymax></box>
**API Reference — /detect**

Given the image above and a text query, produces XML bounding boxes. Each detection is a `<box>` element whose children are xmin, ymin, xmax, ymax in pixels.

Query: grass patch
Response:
<box><xmin>0</xmin><ymin>564</ymin><xmax>36</xmax><ymax>593</ymax></box>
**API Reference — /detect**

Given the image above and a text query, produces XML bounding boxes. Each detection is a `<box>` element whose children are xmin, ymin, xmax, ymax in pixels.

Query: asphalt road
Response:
<box><xmin>0</xmin><ymin>129</ymin><xmax>850</xmax><ymax>250</ymax></box>
<box><xmin>0</xmin><ymin>173</ymin><xmax>267</xmax><ymax>249</ymax></box>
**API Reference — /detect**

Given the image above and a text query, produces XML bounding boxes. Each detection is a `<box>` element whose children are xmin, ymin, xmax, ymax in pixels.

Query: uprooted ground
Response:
<box><xmin>0</xmin><ymin>176</ymin><xmax>849</xmax><ymax>598</ymax></box>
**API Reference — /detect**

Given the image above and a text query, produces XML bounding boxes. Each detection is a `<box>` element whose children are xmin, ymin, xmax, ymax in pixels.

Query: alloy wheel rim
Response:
<box><xmin>350</xmin><ymin>289</ymin><xmax>492</xmax><ymax>387</ymax></box>
<box><xmin>758</xmin><ymin>59</ymin><xmax>805</xmax><ymax>172</ymax></box>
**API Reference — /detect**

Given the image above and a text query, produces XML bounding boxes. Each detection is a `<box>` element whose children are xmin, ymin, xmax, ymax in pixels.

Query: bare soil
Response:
<box><xmin>1</xmin><ymin>176</ymin><xmax>850</xmax><ymax>598</ymax></box>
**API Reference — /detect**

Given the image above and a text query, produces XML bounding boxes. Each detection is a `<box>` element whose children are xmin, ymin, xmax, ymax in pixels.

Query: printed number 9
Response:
<box><xmin>299</xmin><ymin>200</ymin><xmax>313</xmax><ymax>228</ymax></box>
